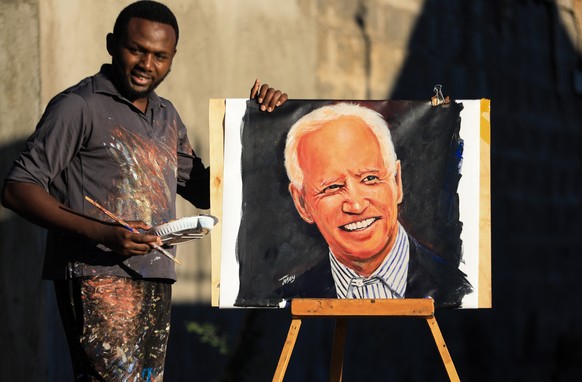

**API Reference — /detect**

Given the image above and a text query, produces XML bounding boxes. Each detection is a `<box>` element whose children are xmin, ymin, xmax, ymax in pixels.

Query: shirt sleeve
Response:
<box><xmin>174</xmin><ymin>109</ymin><xmax>210</xmax><ymax>210</ymax></box>
<box><xmin>4</xmin><ymin>92</ymin><xmax>89</xmax><ymax>191</ymax></box>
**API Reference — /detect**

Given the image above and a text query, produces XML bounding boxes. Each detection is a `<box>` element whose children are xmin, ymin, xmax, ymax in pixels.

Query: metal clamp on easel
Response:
<box><xmin>431</xmin><ymin>84</ymin><xmax>451</xmax><ymax>106</ymax></box>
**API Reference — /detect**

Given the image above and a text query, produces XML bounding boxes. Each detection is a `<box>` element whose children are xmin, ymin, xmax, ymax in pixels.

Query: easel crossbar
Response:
<box><xmin>291</xmin><ymin>298</ymin><xmax>434</xmax><ymax>317</ymax></box>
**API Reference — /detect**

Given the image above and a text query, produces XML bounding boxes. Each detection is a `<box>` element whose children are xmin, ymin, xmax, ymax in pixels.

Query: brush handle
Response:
<box><xmin>84</xmin><ymin>196</ymin><xmax>181</xmax><ymax>264</ymax></box>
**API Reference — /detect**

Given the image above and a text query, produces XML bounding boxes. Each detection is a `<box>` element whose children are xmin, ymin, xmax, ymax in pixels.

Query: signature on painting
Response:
<box><xmin>279</xmin><ymin>274</ymin><xmax>296</xmax><ymax>286</ymax></box>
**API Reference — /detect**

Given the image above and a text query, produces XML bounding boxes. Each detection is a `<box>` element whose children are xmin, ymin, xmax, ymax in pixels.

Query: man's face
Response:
<box><xmin>289</xmin><ymin>116</ymin><xmax>403</xmax><ymax>272</ymax></box>
<box><xmin>107</xmin><ymin>17</ymin><xmax>176</xmax><ymax>102</ymax></box>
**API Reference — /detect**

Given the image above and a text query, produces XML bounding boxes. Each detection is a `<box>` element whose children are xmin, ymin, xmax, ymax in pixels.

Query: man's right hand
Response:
<box><xmin>93</xmin><ymin>222</ymin><xmax>162</xmax><ymax>257</ymax></box>
<box><xmin>2</xmin><ymin>182</ymin><xmax>161</xmax><ymax>257</ymax></box>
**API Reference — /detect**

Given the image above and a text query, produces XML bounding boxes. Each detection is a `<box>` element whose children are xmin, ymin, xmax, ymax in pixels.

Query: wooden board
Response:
<box><xmin>209</xmin><ymin>99</ymin><xmax>225</xmax><ymax>306</ymax></box>
<box><xmin>479</xmin><ymin>99</ymin><xmax>492</xmax><ymax>308</ymax></box>
<box><xmin>291</xmin><ymin>298</ymin><xmax>434</xmax><ymax>317</ymax></box>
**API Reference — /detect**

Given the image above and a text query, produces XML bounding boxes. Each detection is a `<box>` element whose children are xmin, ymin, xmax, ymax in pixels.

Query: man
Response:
<box><xmin>1</xmin><ymin>1</ymin><xmax>286</xmax><ymax>380</ymax></box>
<box><xmin>284</xmin><ymin>102</ymin><xmax>471</xmax><ymax>307</ymax></box>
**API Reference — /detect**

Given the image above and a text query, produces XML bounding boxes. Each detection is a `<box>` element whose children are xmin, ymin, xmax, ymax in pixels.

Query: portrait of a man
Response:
<box><xmin>284</xmin><ymin>103</ymin><xmax>471</xmax><ymax>304</ymax></box>
<box><xmin>219</xmin><ymin>99</ymin><xmax>484</xmax><ymax>309</ymax></box>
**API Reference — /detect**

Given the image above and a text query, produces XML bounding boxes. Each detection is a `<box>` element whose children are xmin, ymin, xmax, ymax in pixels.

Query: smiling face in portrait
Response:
<box><xmin>289</xmin><ymin>115</ymin><xmax>403</xmax><ymax>275</ymax></box>
<box><xmin>107</xmin><ymin>17</ymin><xmax>176</xmax><ymax>107</ymax></box>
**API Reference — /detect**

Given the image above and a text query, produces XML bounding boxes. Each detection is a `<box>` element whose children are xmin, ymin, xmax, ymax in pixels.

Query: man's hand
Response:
<box><xmin>1</xmin><ymin>182</ymin><xmax>162</xmax><ymax>258</ymax></box>
<box><xmin>93</xmin><ymin>221</ymin><xmax>163</xmax><ymax>257</ymax></box>
<box><xmin>250</xmin><ymin>79</ymin><xmax>288</xmax><ymax>112</ymax></box>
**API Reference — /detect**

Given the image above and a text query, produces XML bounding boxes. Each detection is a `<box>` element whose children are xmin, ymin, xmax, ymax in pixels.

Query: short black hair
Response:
<box><xmin>113</xmin><ymin>1</ymin><xmax>179</xmax><ymax>45</ymax></box>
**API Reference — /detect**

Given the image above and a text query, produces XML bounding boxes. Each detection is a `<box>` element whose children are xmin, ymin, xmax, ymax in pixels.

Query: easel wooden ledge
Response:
<box><xmin>273</xmin><ymin>298</ymin><xmax>460</xmax><ymax>382</ymax></box>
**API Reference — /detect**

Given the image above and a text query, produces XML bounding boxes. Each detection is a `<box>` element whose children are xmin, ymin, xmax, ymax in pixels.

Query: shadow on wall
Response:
<box><xmin>0</xmin><ymin>140</ymin><xmax>68</xmax><ymax>381</ymax></box>
<box><xmin>385</xmin><ymin>1</ymin><xmax>582</xmax><ymax>381</ymax></box>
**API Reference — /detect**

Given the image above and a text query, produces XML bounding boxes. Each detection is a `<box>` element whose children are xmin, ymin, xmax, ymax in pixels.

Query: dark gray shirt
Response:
<box><xmin>5</xmin><ymin>65</ymin><xmax>205</xmax><ymax>281</ymax></box>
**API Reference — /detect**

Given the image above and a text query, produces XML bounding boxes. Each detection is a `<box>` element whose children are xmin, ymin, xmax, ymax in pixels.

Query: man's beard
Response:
<box><xmin>123</xmin><ymin>70</ymin><xmax>170</xmax><ymax>100</ymax></box>
<box><xmin>112</xmin><ymin>59</ymin><xmax>171</xmax><ymax>101</ymax></box>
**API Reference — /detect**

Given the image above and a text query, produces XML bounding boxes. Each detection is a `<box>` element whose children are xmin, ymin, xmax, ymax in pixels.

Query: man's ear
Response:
<box><xmin>289</xmin><ymin>183</ymin><xmax>314</xmax><ymax>224</ymax></box>
<box><xmin>106</xmin><ymin>33</ymin><xmax>115</xmax><ymax>56</ymax></box>
<box><xmin>395</xmin><ymin>160</ymin><xmax>403</xmax><ymax>204</ymax></box>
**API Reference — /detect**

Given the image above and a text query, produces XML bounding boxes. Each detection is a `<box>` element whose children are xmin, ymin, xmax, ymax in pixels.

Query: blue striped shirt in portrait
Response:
<box><xmin>330</xmin><ymin>223</ymin><xmax>409</xmax><ymax>299</ymax></box>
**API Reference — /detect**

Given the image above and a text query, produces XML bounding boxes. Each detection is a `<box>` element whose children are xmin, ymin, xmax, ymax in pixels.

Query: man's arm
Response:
<box><xmin>178</xmin><ymin>79</ymin><xmax>288</xmax><ymax>208</ymax></box>
<box><xmin>177</xmin><ymin>155</ymin><xmax>210</xmax><ymax>209</ymax></box>
<box><xmin>1</xmin><ymin>182</ymin><xmax>161</xmax><ymax>256</ymax></box>
<box><xmin>176</xmin><ymin>79</ymin><xmax>287</xmax><ymax>210</ymax></box>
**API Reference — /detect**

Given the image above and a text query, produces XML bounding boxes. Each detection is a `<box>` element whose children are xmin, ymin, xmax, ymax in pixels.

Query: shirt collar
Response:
<box><xmin>329</xmin><ymin>223</ymin><xmax>409</xmax><ymax>298</ymax></box>
<box><xmin>93</xmin><ymin>64</ymin><xmax>165</xmax><ymax>111</ymax></box>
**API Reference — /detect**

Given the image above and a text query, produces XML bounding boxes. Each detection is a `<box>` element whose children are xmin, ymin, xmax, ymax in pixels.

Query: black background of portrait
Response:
<box><xmin>234</xmin><ymin>99</ymin><xmax>465</xmax><ymax>307</ymax></box>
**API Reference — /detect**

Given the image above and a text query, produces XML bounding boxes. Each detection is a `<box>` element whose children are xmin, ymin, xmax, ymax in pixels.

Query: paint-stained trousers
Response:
<box><xmin>54</xmin><ymin>276</ymin><xmax>172</xmax><ymax>382</ymax></box>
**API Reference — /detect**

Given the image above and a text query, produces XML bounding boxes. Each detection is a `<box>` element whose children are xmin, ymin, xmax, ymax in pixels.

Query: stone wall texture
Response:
<box><xmin>1</xmin><ymin>0</ymin><xmax>581</xmax><ymax>380</ymax></box>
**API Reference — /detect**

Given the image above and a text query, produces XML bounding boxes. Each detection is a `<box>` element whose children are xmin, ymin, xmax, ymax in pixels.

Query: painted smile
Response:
<box><xmin>340</xmin><ymin>217</ymin><xmax>378</xmax><ymax>232</ymax></box>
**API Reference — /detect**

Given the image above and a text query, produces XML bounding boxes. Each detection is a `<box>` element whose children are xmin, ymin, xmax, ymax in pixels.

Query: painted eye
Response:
<box><xmin>322</xmin><ymin>184</ymin><xmax>342</xmax><ymax>194</ymax></box>
<box><xmin>362</xmin><ymin>175</ymin><xmax>379</xmax><ymax>183</ymax></box>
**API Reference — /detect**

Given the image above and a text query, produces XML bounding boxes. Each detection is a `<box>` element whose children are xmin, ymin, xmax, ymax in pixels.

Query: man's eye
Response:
<box><xmin>362</xmin><ymin>175</ymin><xmax>379</xmax><ymax>183</ymax></box>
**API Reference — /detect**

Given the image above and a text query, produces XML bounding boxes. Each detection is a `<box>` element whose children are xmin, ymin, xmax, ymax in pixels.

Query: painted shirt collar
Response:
<box><xmin>329</xmin><ymin>223</ymin><xmax>409</xmax><ymax>299</ymax></box>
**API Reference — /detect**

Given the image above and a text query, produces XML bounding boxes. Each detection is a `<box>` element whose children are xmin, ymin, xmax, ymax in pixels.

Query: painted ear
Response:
<box><xmin>289</xmin><ymin>183</ymin><xmax>314</xmax><ymax>224</ymax></box>
<box><xmin>395</xmin><ymin>160</ymin><xmax>403</xmax><ymax>204</ymax></box>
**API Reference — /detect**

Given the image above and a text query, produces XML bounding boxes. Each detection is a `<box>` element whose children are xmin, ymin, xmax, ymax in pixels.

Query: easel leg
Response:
<box><xmin>273</xmin><ymin>318</ymin><xmax>302</xmax><ymax>382</ymax></box>
<box><xmin>329</xmin><ymin>317</ymin><xmax>347</xmax><ymax>382</ymax></box>
<box><xmin>425</xmin><ymin>316</ymin><xmax>460</xmax><ymax>382</ymax></box>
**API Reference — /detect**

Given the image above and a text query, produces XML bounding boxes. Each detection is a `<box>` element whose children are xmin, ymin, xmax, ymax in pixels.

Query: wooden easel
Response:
<box><xmin>272</xmin><ymin>298</ymin><xmax>460</xmax><ymax>382</ymax></box>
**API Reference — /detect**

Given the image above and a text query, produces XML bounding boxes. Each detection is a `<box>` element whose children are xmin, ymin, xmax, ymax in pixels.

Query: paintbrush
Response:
<box><xmin>84</xmin><ymin>196</ymin><xmax>181</xmax><ymax>265</ymax></box>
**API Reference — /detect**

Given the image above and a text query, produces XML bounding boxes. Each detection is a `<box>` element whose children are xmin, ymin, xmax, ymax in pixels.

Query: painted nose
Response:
<box><xmin>342</xmin><ymin>183</ymin><xmax>369</xmax><ymax>214</ymax></box>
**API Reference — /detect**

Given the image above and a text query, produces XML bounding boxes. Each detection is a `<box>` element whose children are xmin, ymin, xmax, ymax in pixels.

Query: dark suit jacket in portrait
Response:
<box><xmin>266</xmin><ymin>233</ymin><xmax>473</xmax><ymax>309</ymax></box>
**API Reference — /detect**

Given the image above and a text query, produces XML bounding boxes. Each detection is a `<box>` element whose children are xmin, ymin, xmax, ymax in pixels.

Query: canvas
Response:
<box><xmin>212</xmin><ymin>99</ymin><xmax>491</xmax><ymax>309</ymax></box>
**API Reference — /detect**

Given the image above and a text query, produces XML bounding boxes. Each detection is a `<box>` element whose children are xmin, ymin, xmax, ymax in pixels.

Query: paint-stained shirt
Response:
<box><xmin>5</xmin><ymin>65</ymin><xmax>207</xmax><ymax>281</ymax></box>
<box><xmin>330</xmin><ymin>223</ymin><xmax>409</xmax><ymax>298</ymax></box>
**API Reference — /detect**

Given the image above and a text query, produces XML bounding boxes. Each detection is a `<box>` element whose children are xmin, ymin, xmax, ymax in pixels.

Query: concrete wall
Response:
<box><xmin>2</xmin><ymin>0</ymin><xmax>582</xmax><ymax>381</ymax></box>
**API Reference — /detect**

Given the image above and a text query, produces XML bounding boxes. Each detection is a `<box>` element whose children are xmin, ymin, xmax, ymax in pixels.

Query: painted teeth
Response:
<box><xmin>343</xmin><ymin>218</ymin><xmax>375</xmax><ymax>231</ymax></box>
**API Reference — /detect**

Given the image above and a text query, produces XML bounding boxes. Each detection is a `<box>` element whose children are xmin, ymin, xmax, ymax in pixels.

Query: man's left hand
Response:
<box><xmin>250</xmin><ymin>79</ymin><xmax>288</xmax><ymax>112</ymax></box>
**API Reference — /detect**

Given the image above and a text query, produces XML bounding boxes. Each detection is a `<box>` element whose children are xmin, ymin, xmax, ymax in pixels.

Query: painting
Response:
<box><xmin>212</xmin><ymin>99</ymin><xmax>491</xmax><ymax>309</ymax></box>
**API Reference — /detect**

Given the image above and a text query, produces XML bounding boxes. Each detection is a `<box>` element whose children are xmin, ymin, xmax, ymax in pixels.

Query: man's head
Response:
<box><xmin>106</xmin><ymin>1</ymin><xmax>179</xmax><ymax>102</ymax></box>
<box><xmin>284</xmin><ymin>103</ymin><xmax>403</xmax><ymax>276</ymax></box>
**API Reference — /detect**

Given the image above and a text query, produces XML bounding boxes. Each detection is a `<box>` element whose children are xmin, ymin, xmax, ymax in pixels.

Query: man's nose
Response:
<box><xmin>139</xmin><ymin>53</ymin><xmax>154</xmax><ymax>71</ymax></box>
<box><xmin>342</xmin><ymin>183</ymin><xmax>369</xmax><ymax>214</ymax></box>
